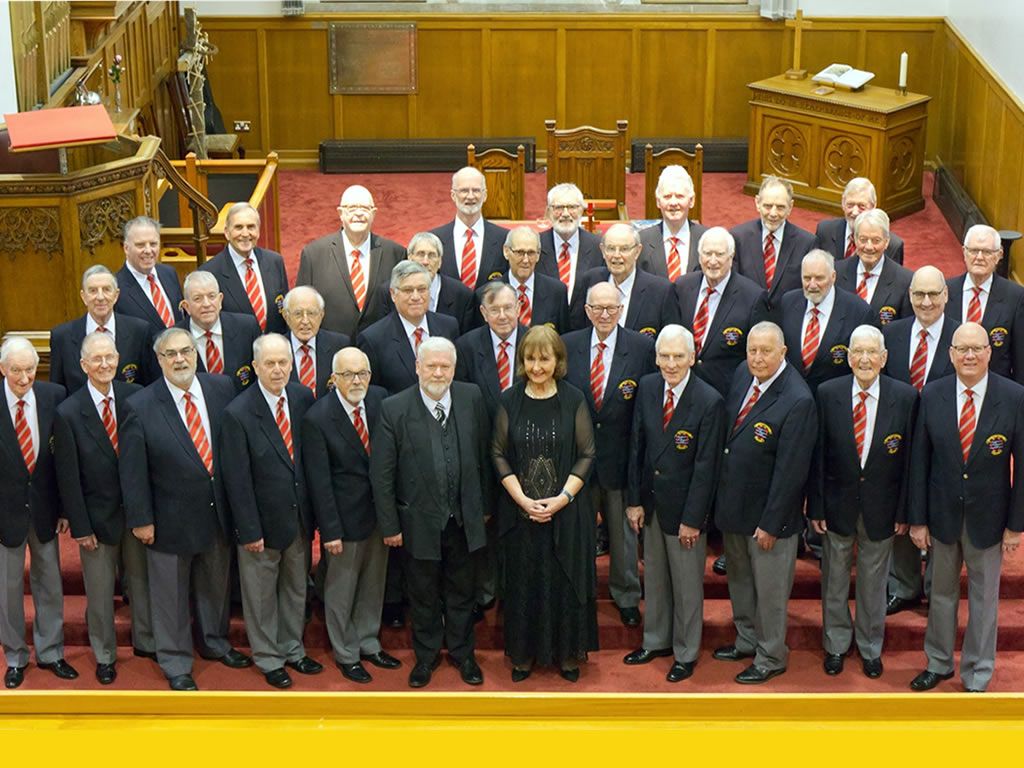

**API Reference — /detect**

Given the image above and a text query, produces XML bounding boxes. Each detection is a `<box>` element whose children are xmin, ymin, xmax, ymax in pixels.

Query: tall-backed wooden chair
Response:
<box><xmin>467</xmin><ymin>143</ymin><xmax>525</xmax><ymax>220</ymax></box>
<box><xmin>644</xmin><ymin>143</ymin><xmax>704</xmax><ymax>222</ymax></box>
<box><xmin>545</xmin><ymin>119</ymin><xmax>628</xmax><ymax>220</ymax></box>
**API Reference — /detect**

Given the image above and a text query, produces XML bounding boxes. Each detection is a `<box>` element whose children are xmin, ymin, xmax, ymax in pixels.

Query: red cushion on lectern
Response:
<box><xmin>3</xmin><ymin>105</ymin><xmax>116</xmax><ymax>151</ymax></box>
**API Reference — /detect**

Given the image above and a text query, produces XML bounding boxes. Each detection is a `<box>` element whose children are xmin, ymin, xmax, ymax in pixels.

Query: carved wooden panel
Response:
<box><xmin>0</xmin><ymin>207</ymin><xmax>63</xmax><ymax>259</ymax></box>
<box><xmin>820</xmin><ymin>130</ymin><xmax>870</xmax><ymax>190</ymax></box>
<box><xmin>78</xmin><ymin>191</ymin><xmax>136</xmax><ymax>253</ymax></box>
<box><xmin>763</xmin><ymin>118</ymin><xmax>811</xmax><ymax>183</ymax></box>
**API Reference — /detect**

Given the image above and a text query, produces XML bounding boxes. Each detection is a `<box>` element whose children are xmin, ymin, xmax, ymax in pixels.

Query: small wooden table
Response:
<box><xmin>744</xmin><ymin>75</ymin><xmax>930</xmax><ymax>219</ymax></box>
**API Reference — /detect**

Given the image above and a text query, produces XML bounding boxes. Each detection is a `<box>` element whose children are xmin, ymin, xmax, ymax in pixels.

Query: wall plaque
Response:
<box><xmin>328</xmin><ymin>22</ymin><xmax>417</xmax><ymax>94</ymax></box>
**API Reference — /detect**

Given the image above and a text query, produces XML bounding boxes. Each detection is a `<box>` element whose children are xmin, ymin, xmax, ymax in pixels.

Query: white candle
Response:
<box><xmin>899</xmin><ymin>52</ymin><xmax>908</xmax><ymax>89</ymax></box>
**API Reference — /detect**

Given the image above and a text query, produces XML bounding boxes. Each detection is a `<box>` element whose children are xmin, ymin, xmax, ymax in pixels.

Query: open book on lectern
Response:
<box><xmin>811</xmin><ymin>64</ymin><xmax>875</xmax><ymax>90</ymax></box>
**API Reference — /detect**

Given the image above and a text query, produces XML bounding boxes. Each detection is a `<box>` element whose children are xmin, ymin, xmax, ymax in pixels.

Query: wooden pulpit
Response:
<box><xmin>744</xmin><ymin>75</ymin><xmax>930</xmax><ymax>219</ymax></box>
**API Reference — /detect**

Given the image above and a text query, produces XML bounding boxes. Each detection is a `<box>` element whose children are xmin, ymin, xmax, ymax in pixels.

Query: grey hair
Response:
<box><xmin>802</xmin><ymin>248</ymin><xmax>835</xmax><ymax>272</ymax></box>
<box><xmin>332</xmin><ymin>346</ymin><xmax>371</xmax><ymax>373</ymax></box>
<box><xmin>748</xmin><ymin>321</ymin><xmax>785</xmax><ymax>347</ymax></box>
<box><xmin>546</xmin><ymin>183</ymin><xmax>585</xmax><ymax>208</ymax></box>
<box><xmin>80</xmin><ymin>331</ymin><xmax>117</xmax><ymax>361</ymax></box>
<box><xmin>655</xmin><ymin>324</ymin><xmax>695</xmax><ymax>355</ymax></box>
<box><xmin>0</xmin><ymin>336</ymin><xmax>39</xmax><ymax>366</ymax></box>
<box><xmin>849</xmin><ymin>324</ymin><xmax>885</xmax><ymax>352</ymax></box>
<box><xmin>416</xmin><ymin>335</ymin><xmax>457</xmax><ymax>364</ymax></box>
<box><xmin>407</xmin><ymin>231</ymin><xmax>444</xmax><ymax>259</ymax></box>
<box><xmin>655</xmin><ymin>165</ymin><xmax>695</xmax><ymax>197</ymax></box>
<box><xmin>252</xmin><ymin>332</ymin><xmax>290</xmax><ymax>363</ymax></box>
<box><xmin>452</xmin><ymin>166</ymin><xmax>486</xmax><ymax>192</ymax></box>
<box><xmin>854</xmin><ymin>208</ymin><xmax>890</xmax><ymax>239</ymax></box>
<box><xmin>390</xmin><ymin>259</ymin><xmax>431</xmax><ymax>286</ymax></box>
<box><xmin>503</xmin><ymin>225</ymin><xmax>540</xmax><ymax>249</ymax></box>
<box><xmin>963</xmin><ymin>224</ymin><xmax>1002</xmax><ymax>250</ymax></box>
<box><xmin>152</xmin><ymin>327</ymin><xmax>195</xmax><ymax>355</ymax></box>
<box><xmin>225</xmin><ymin>202</ymin><xmax>260</xmax><ymax>228</ymax></box>
<box><xmin>283</xmin><ymin>285</ymin><xmax>325</xmax><ymax>313</ymax></box>
<box><xmin>183</xmin><ymin>270</ymin><xmax>220</xmax><ymax>297</ymax></box>
<box><xmin>757</xmin><ymin>175</ymin><xmax>794</xmax><ymax>200</ymax></box>
<box><xmin>842</xmin><ymin>177</ymin><xmax>877</xmax><ymax>205</ymax></box>
<box><xmin>480</xmin><ymin>281</ymin><xmax>516</xmax><ymax>305</ymax></box>
<box><xmin>81</xmin><ymin>264</ymin><xmax>116</xmax><ymax>290</ymax></box>
<box><xmin>697</xmin><ymin>226</ymin><xmax>736</xmax><ymax>257</ymax></box>
<box><xmin>601</xmin><ymin>223</ymin><xmax>641</xmax><ymax>248</ymax></box>
<box><xmin>123</xmin><ymin>215</ymin><xmax>161</xmax><ymax>241</ymax></box>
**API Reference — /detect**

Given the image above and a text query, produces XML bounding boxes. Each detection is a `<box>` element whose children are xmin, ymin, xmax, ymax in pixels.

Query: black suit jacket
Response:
<box><xmin>0</xmin><ymin>382</ymin><xmax>66</xmax><ymax>547</ymax></box>
<box><xmin>563</xmin><ymin>327</ymin><xmax>656</xmax><ymax>489</ymax></box>
<box><xmin>296</xmin><ymin>230</ymin><xmax>405</xmax><ymax>338</ymax></box>
<box><xmin>909</xmin><ymin>373</ymin><xmax>1024</xmax><ymax>549</ymax></box>
<box><xmin>780</xmin><ymin>287</ymin><xmax>875</xmax><ymax>394</ymax></box>
<box><xmin>627</xmin><ymin>372</ymin><xmax>726</xmax><ymax>535</ymax></box>
<box><xmin>637</xmin><ymin>221</ymin><xmax>709</xmax><ymax>277</ymax></box>
<box><xmin>357</xmin><ymin>311</ymin><xmax>460</xmax><ymax>395</ymax></box>
<box><xmin>50</xmin><ymin>313</ymin><xmax>154</xmax><ymax>391</ymax></box>
<box><xmin>675</xmin><ymin>271</ymin><xmax>764</xmax><ymax>398</ymax></box>
<box><xmin>814</xmin><ymin>217</ymin><xmax>906</xmax><ymax>265</ymax></box>
<box><xmin>302</xmin><ymin>385</ymin><xmax>386</xmax><ymax>543</ymax></box>
<box><xmin>572</xmin><ymin>268</ymin><xmax>681</xmax><ymax>337</ymax></box>
<box><xmin>287</xmin><ymin>329</ymin><xmax>350</xmax><ymax>399</ymax></box>
<box><xmin>370</xmin><ymin>381</ymin><xmax>491</xmax><ymax>560</ymax></box>
<box><xmin>807</xmin><ymin>374</ymin><xmax>918</xmax><ymax>541</ymax></box>
<box><xmin>502</xmin><ymin>272</ymin><xmax>570</xmax><ymax>334</ymax></box>
<box><xmin>381</xmin><ymin>273</ymin><xmax>478</xmax><ymax>336</ymax></box>
<box><xmin>54</xmin><ymin>380</ymin><xmax>141</xmax><ymax>544</ymax></box>
<box><xmin>714</xmin><ymin>364</ymin><xmax>817</xmax><ymax>537</ymax></box>
<box><xmin>882</xmin><ymin>315</ymin><xmax>959</xmax><ymax>387</ymax></box>
<box><xmin>119</xmin><ymin>373</ymin><xmax>235</xmax><ymax>556</ymax></box>
<box><xmin>221</xmin><ymin>382</ymin><xmax>315</xmax><ymax>550</ymax></box>
<box><xmin>835</xmin><ymin>256</ymin><xmax>914</xmax><ymax>326</ymax></box>
<box><xmin>538</xmin><ymin>227</ymin><xmax>604</xmax><ymax>319</ymax></box>
<box><xmin>945</xmin><ymin>273</ymin><xmax>1024</xmax><ymax>383</ymax></box>
<box><xmin>731</xmin><ymin>219</ymin><xmax>816</xmax><ymax>310</ymax></box>
<box><xmin>114</xmin><ymin>263</ymin><xmax>185</xmax><ymax>333</ymax></box>
<box><xmin>454</xmin><ymin>324</ymin><xmax>527</xmax><ymax>417</ymax></box>
<box><xmin>178</xmin><ymin>311</ymin><xmax>261</xmax><ymax>392</ymax></box>
<box><xmin>432</xmin><ymin>219</ymin><xmax>509</xmax><ymax>290</ymax></box>
<box><xmin>198</xmin><ymin>246</ymin><xmax>290</xmax><ymax>335</ymax></box>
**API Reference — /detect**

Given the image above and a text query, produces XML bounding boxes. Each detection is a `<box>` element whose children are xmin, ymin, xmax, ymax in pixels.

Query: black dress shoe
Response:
<box><xmin>382</xmin><ymin>603</ymin><xmax>405</xmax><ymax>629</ymax></box>
<box><xmin>361</xmin><ymin>651</ymin><xmax>401</xmax><ymax>669</ymax></box>
<box><xmin>735</xmin><ymin>664</ymin><xmax>786</xmax><ymax>684</ymax></box>
<box><xmin>666</xmin><ymin>661</ymin><xmax>695</xmax><ymax>683</ymax></box>
<box><xmin>909</xmin><ymin>669</ymin><xmax>953</xmax><ymax>691</ymax></box>
<box><xmin>338</xmin><ymin>661</ymin><xmax>372</xmax><ymax>684</ymax></box>
<box><xmin>823</xmin><ymin>653</ymin><xmax>844</xmax><ymax>676</ymax></box>
<box><xmin>623</xmin><ymin>647</ymin><xmax>672</xmax><ymax>665</ymax></box>
<box><xmin>96</xmin><ymin>662</ymin><xmax>117</xmax><ymax>685</ymax></box>
<box><xmin>168</xmin><ymin>674</ymin><xmax>198</xmax><ymax>691</ymax></box>
<box><xmin>453</xmin><ymin>656</ymin><xmax>483</xmax><ymax>686</ymax></box>
<box><xmin>472</xmin><ymin>604</ymin><xmax>486</xmax><ymax>624</ymax></box>
<box><xmin>39</xmin><ymin>658</ymin><xmax>79</xmax><ymax>680</ymax></box>
<box><xmin>862</xmin><ymin>657</ymin><xmax>883</xmax><ymax>679</ymax></box>
<box><xmin>511</xmin><ymin>666</ymin><xmax>532</xmax><ymax>683</ymax></box>
<box><xmin>213</xmin><ymin>649</ymin><xmax>253</xmax><ymax>669</ymax></box>
<box><xmin>408</xmin><ymin>657</ymin><xmax>441</xmax><ymax>688</ymax></box>
<box><xmin>285</xmin><ymin>656</ymin><xmax>324</xmax><ymax>675</ymax></box>
<box><xmin>886</xmin><ymin>594</ymin><xmax>922</xmax><ymax>616</ymax></box>
<box><xmin>712</xmin><ymin>554</ymin><xmax>727</xmax><ymax>575</ymax></box>
<box><xmin>595</xmin><ymin>538</ymin><xmax>610</xmax><ymax>557</ymax></box>
<box><xmin>4</xmin><ymin>666</ymin><xmax>26</xmax><ymax>689</ymax></box>
<box><xmin>713</xmin><ymin>645</ymin><xmax>755</xmax><ymax>662</ymax></box>
<box><xmin>264</xmin><ymin>668</ymin><xmax>293</xmax><ymax>689</ymax></box>
<box><xmin>559</xmin><ymin>666</ymin><xmax>580</xmax><ymax>683</ymax></box>
<box><xmin>618</xmin><ymin>606</ymin><xmax>641</xmax><ymax>627</ymax></box>
<box><xmin>132</xmin><ymin>647</ymin><xmax>157</xmax><ymax>661</ymax></box>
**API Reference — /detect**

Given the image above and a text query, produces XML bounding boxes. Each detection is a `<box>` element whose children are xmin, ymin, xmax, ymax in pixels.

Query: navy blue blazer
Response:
<box><xmin>50</xmin><ymin>312</ymin><xmax>154</xmax><ymax>391</ymax></box>
<box><xmin>198</xmin><ymin>246</ymin><xmax>290</xmax><ymax>335</ymax></box>
<box><xmin>835</xmin><ymin>256</ymin><xmax>914</xmax><ymax>326</ymax></box>
<box><xmin>714</xmin><ymin>363</ymin><xmax>817</xmax><ymax>538</ymax></box>
<box><xmin>286</xmin><ymin>329</ymin><xmax>351</xmax><ymax>399</ymax></box>
<box><xmin>54</xmin><ymin>380</ymin><xmax>141</xmax><ymax>544</ymax></box>
<box><xmin>807</xmin><ymin>374</ymin><xmax>918</xmax><ymax>541</ymax></box>
<box><xmin>178</xmin><ymin>311</ymin><xmax>261</xmax><ymax>392</ymax></box>
<box><xmin>675</xmin><ymin>270</ymin><xmax>764</xmax><ymax>398</ymax></box>
<box><xmin>572</xmin><ymin>267</ymin><xmax>681</xmax><ymax>337</ymax></box>
<box><xmin>780</xmin><ymin>287</ymin><xmax>875</xmax><ymax>395</ymax></box>
<box><xmin>814</xmin><ymin>217</ymin><xmax>905</xmax><ymax>265</ymax></box>
<box><xmin>302</xmin><ymin>385</ymin><xmax>386</xmax><ymax>543</ymax></box>
<box><xmin>454</xmin><ymin>324</ymin><xmax>527</xmax><ymax>418</ymax></box>
<box><xmin>381</xmin><ymin>272</ymin><xmax>478</xmax><ymax>336</ymax></box>
<box><xmin>0</xmin><ymin>381</ymin><xmax>66</xmax><ymax>547</ymax></box>
<box><xmin>538</xmin><ymin>227</ymin><xmax>604</xmax><ymax>319</ymax></box>
<box><xmin>499</xmin><ymin>271</ymin><xmax>570</xmax><ymax>334</ymax></box>
<box><xmin>221</xmin><ymin>382</ymin><xmax>315</xmax><ymax>550</ymax></box>
<box><xmin>882</xmin><ymin>315</ymin><xmax>959</xmax><ymax>387</ymax></box>
<box><xmin>909</xmin><ymin>372</ymin><xmax>1024</xmax><ymax>549</ymax></box>
<box><xmin>114</xmin><ymin>263</ymin><xmax>185</xmax><ymax>333</ymax></box>
<box><xmin>431</xmin><ymin>219</ymin><xmax>510</xmax><ymax>290</ymax></box>
<box><xmin>119</xmin><ymin>373</ymin><xmax>235</xmax><ymax>556</ymax></box>
<box><xmin>357</xmin><ymin>311</ymin><xmax>460</xmax><ymax>395</ymax></box>
<box><xmin>945</xmin><ymin>273</ymin><xmax>1024</xmax><ymax>383</ymax></box>
<box><xmin>637</xmin><ymin>221</ymin><xmax>709</xmax><ymax>277</ymax></box>
<box><xmin>627</xmin><ymin>372</ymin><xmax>725</xmax><ymax>534</ymax></box>
<box><xmin>731</xmin><ymin>218</ymin><xmax>816</xmax><ymax>310</ymax></box>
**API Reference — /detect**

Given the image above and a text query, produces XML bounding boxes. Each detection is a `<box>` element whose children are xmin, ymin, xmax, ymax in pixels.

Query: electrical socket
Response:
<box><xmin>233</xmin><ymin>120</ymin><xmax>252</xmax><ymax>132</ymax></box>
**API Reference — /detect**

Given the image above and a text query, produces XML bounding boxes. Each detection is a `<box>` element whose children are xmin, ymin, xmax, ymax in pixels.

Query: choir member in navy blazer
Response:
<box><xmin>731</xmin><ymin>177</ymin><xmax>817</xmax><ymax>315</ymax></box>
<box><xmin>455</xmin><ymin>283</ymin><xmax>526</xmax><ymax>418</ymax></box>
<box><xmin>53</xmin><ymin>332</ymin><xmax>151</xmax><ymax>684</ymax></box>
<box><xmin>118</xmin><ymin>327</ymin><xmax>250</xmax><ymax>690</ymax></box>
<box><xmin>357</xmin><ymin>261</ymin><xmax>460</xmax><ymax>396</ymax></box>
<box><xmin>675</xmin><ymin>226</ymin><xmax>764</xmax><ymax>398</ymax></box>
<box><xmin>302</xmin><ymin>348</ymin><xmax>400</xmax><ymax>683</ymax></box>
<box><xmin>114</xmin><ymin>216</ymin><xmax>185</xmax><ymax>333</ymax></box>
<box><xmin>779</xmin><ymin>250</ymin><xmax>874</xmax><ymax>395</ymax></box>
<box><xmin>431</xmin><ymin>167</ymin><xmax>509</xmax><ymax>290</ymax></box>
<box><xmin>713</xmin><ymin>322</ymin><xmax>817</xmax><ymax>684</ymax></box>
<box><xmin>637</xmin><ymin>165</ymin><xmax>708</xmax><ymax>277</ymax></box>
<box><xmin>176</xmin><ymin>271</ymin><xmax>261</xmax><ymax>392</ymax></box>
<box><xmin>572</xmin><ymin>223</ymin><xmax>681</xmax><ymax>336</ymax></box>
<box><xmin>220</xmin><ymin>334</ymin><xmax>322</xmax><ymax>689</ymax></box>
<box><xmin>281</xmin><ymin>286</ymin><xmax>350</xmax><ymax>399</ymax></box>
<box><xmin>0</xmin><ymin>338</ymin><xmax>74</xmax><ymax>689</ymax></box>
<box><xmin>814</xmin><ymin>177</ymin><xmax>905</xmax><ymax>265</ymax></box>
<box><xmin>624</xmin><ymin>325</ymin><xmax>726</xmax><ymax>682</ymax></box>
<box><xmin>501</xmin><ymin>225</ymin><xmax>571</xmax><ymax>333</ymax></box>
<box><xmin>198</xmin><ymin>202</ymin><xmax>289</xmax><ymax>335</ymax></box>
<box><xmin>944</xmin><ymin>224</ymin><xmax>1024</xmax><ymax>383</ymax></box>
<box><xmin>537</xmin><ymin>183</ymin><xmax>605</xmax><ymax>319</ymax></box>
<box><xmin>807</xmin><ymin>325</ymin><xmax>918</xmax><ymax>679</ymax></box>
<box><xmin>907</xmin><ymin>322</ymin><xmax>1024</xmax><ymax>693</ymax></box>
<box><xmin>834</xmin><ymin>209</ymin><xmax>913</xmax><ymax>326</ymax></box>
<box><xmin>51</xmin><ymin>264</ymin><xmax>154</xmax><ymax>391</ymax></box>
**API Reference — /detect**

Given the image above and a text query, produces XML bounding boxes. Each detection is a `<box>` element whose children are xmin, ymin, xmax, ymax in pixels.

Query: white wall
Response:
<box><xmin>802</xmin><ymin>0</ymin><xmax>947</xmax><ymax>16</ymax></box>
<box><xmin>0</xmin><ymin>1</ymin><xmax>19</xmax><ymax>114</ymax></box>
<box><xmin>947</xmin><ymin>0</ymin><xmax>1024</xmax><ymax>103</ymax></box>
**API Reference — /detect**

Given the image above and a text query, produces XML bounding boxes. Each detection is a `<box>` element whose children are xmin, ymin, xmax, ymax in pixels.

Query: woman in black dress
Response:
<box><xmin>492</xmin><ymin>325</ymin><xmax>597</xmax><ymax>682</ymax></box>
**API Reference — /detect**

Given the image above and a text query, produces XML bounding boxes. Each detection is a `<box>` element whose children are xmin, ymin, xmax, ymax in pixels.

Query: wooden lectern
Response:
<box><xmin>744</xmin><ymin>75</ymin><xmax>930</xmax><ymax>219</ymax></box>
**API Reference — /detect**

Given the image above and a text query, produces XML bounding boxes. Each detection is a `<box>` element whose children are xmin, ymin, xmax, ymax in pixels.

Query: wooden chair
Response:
<box><xmin>467</xmin><ymin>143</ymin><xmax>525</xmax><ymax>220</ymax></box>
<box><xmin>545</xmin><ymin>119</ymin><xmax>628</xmax><ymax>220</ymax></box>
<box><xmin>644</xmin><ymin>143</ymin><xmax>704</xmax><ymax>222</ymax></box>
<box><xmin>166</xmin><ymin>70</ymin><xmax>240</xmax><ymax>160</ymax></box>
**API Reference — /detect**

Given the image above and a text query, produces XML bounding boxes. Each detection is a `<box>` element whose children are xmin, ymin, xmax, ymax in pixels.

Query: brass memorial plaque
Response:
<box><xmin>328</xmin><ymin>22</ymin><xmax>417</xmax><ymax>95</ymax></box>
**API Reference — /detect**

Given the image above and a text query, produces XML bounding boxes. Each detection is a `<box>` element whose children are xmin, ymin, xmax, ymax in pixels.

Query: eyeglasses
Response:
<box><xmin>395</xmin><ymin>286</ymin><xmax>429</xmax><ymax>296</ymax></box>
<box><xmin>952</xmin><ymin>344</ymin><xmax>990</xmax><ymax>356</ymax></box>
<box><xmin>339</xmin><ymin>204</ymin><xmax>374</xmax><ymax>214</ymax></box>
<box><xmin>603</xmin><ymin>245</ymin><xmax>637</xmax><ymax>255</ymax></box>
<box><xmin>410</xmin><ymin>250</ymin><xmax>440</xmax><ymax>260</ymax></box>
<box><xmin>549</xmin><ymin>203</ymin><xmax>582</xmax><ymax>212</ymax></box>
<box><xmin>285</xmin><ymin>309</ymin><xmax>323</xmax><ymax>319</ymax></box>
<box><xmin>334</xmin><ymin>370</ymin><xmax>371</xmax><ymax>381</ymax></box>
<box><xmin>158</xmin><ymin>347</ymin><xmax>196</xmax><ymax>360</ymax></box>
<box><xmin>483</xmin><ymin>304</ymin><xmax>518</xmax><ymax>316</ymax></box>
<box><xmin>848</xmin><ymin>348</ymin><xmax>882</xmax><ymax>358</ymax></box>
<box><xmin>84</xmin><ymin>354</ymin><xmax>118</xmax><ymax>365</ymax></box>
<box><xmin>586</xmin><ymin>304</ymin><xmax>622</xmax><ymax>316</ymax></box>
<box><xmin>507</xmin><ymin>249</ymin><xmax>539</xmax><ymax>259</ymax></box>
<box><xmin>964</xmin><ymin>247</ymin><xmax>1000</xmax><ymax>257</ymax></box>
<box><xmin>910</xmin><ymin>290</ymin><xmax>944</xmax><ymax>302</ymax></box>
<box><xmin>453</xmin><ymin>187</ymin><xmax>484</xmax><ymax>196</ymax></box>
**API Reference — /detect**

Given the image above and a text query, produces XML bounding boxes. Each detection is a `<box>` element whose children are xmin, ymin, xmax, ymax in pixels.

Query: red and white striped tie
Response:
<box><xmin>590</xmin><ymin>342</ymin><xmax>607</xmax><ymax>410</ymax></box>
<box><xmin>802</xmin><ymin>307</ymin><xmax>821</xmax><ymax>371</ymax></box>
<box><xmin>662</xmin><ymin>387</ymin><xmax>675</xmax><ymax>430</ymax></box>
<box><xmin>147</xmin><ymin>273</ymin><xmax>174</xmax><ymax>327</ymax></box>
<box><xmin>667</xmin><ymin>237</ymin><xmax>682</xmax><ymax>282</ymax></box>
<box><xmin>853</xmin><ymin>391</ymin><xmax>869</xmax><ymax>462</ymax></box>
<box><xmin>183</xmin><ymin>392</ymin><xmax>213</xmax><ymax>475</ymax></box>
<box><xmin>353</xmin><ymin>405</ymin><xmax>370</xmax><ymax>454</ymax></box>
<box><xmin>413</xmin><ymin>327</ymin><xmax>425</xmax><ymax>352</ymax></box>
<box><xmin>733</xmin><ymin>384</ymin><xmax>761</xmax><ymax>432</ymax></box>
<box><xmin>350</xmin><ymin>250</ymin><xmax>367</xmax><ymax>312</ymax></box>
<box><xmin>14</xmin><ymin>399</ymin><xmax>36</xmax><ymax>473</ymax></box>
<box><xmin>204</xmin><ymin>330</ymin><xmax>224</xmax><ymax>374</ymax></box>
<box><xmin>959</xmin><ymin>388</ymin><xmax>976</xmax><ymax>464</ymax></box>
<box><xmin>692</xmin><ymin>286</ymin><xmax>714</xmax><ymax>355</ymax></box>
<box><xmin>909</xmin><ymin>330</ymin><xmax>929</xmax><ymax>392</ymax></box>
<box><xmin>558</xmin><ymin>241</ymin><xmax>572</xmax><ymax>286</ymax></box>
<box><xmin>298</xmin><ymin>343</ymin><xmax>316</xmax><ymax>395</ymax></box>
<box><xmin>763</xmin><ymin>233</ymin><xmax>777</xmax><ymax>290</ymax></box>
<box><xmin>243</xmin><ymin>258</ymin><xmax>267</xmax><ymax>331</ymax></box>
<box><xmin>275</xmin><ymin>396</ymin><xmax>293</xmax><ymax>462</ymax></box>
<box><xmin>844</xmin><ymin>233</ymin><xmax>857</xmax><ymax>260</ymax></box>
<box><xmin>517</xmin><ymin>284</ymin><xmax>532</xmax><ymax>326</ymax></box>
<box><xmin>101</xmin><ymin>396</ymin><xmax>118</xmax><ymax>456</ymax></box>
<box><xmin>856</xmin><ymin>270</ymin><xmax>873</xmax><ymax>301</ymax></box>
<box><xmin>497</xmin><ymin>340</ymin><xmax>511</xmax><ymax>391</ymax></box>
<box><xmin>461</xmin><ymin>230</ymin><xmax>477</xmax><ymax>288</ymax></box>
<box><xmin>966</xmin><ymin>286</ymin><xmax>983</xmax><ymax>324</ymax></box>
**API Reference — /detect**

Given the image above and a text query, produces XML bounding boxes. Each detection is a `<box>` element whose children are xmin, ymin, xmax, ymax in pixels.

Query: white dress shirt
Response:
<box><xmin>801</xmin><ymin>287</ymin><xmax>837</xmax><ymax>344</ymax></box>
<box><xmin>590</xmin><ymin>326</ymin><xmax>618</xmax><ymax>402</ymax></box>
<box><xmin>399</xmin><ymin>314</ymin><xmax>430</xmax><ymax>356</ymax></box>
<box><xmin>342</xmin><ymin>230</ymin><xmax>374</xmax><ymax>284</ymax></box>
<box><xmin>166</xmin><ymin>376</ymin><xmax>212</xmax><ymax>444</ymax></box>
<box><xmin>662</xmin><ymin>219</ymin><xmax>691</xmax><ymax>266</ymax></box>
<box><xmin>554</xmin><ymin>229</ymin><xmax>581</xmax><ymax>302</ymax></box>
<box><xmin>188</xmin><ymin>318</ymin><xmax>224</xmax><ymax>367</ymax></box>
<box><xmin>610</xmin><ymin>269</ymin><xmax>637</xmax><ymax>327</ymax></box>
<box><xmin>420</xmin><ymin>387</ymin><xmax>453</xmax><ymax>422</ymax></box>
<box><xmin>228</xmin><ymin>244</ymin><xmax>267</xmax><ymax>307</ymax></box>
<box><xmin>851</xmin><ymin>376</ymin><xmax>881</xmax><ymax>467</ymax></box>
<box><xmin>956</xmin><ymin>374</ymin><xmax>988</xmax><ymax>427</ymax></box>
<box><xmin>910</xmin><ymin>314</ymin><xmax>946</xmax><ymax>381</ymax></box>
<box><xmin>696</xmin><ymin>271</ymin><xmax>731</xmax><ymax>331</ymax></box>
<box><xmin>453</xmin><ymin>217</ymin><xmax>485</xmax><ymax>282</ymax></box>
<box><xmin>856</xmin><ymin>258</ymin><xmax>885</xmax><ymax>304</ymax></box>
<box><xmin>124</xmin><ymin>260</ymin><xmax>171</xmax><ymax>314</ymax></box>
<box><xmin>86</xmin><ymin>312</ymin><xmax>117</xmax><ymax>339</ymax></box>
<box><xmin>740</xmin><ymin>359</ymin><xmax>788</xmax><ymax>406</ymax></box>
<box><xmin>961</xmin><ymin>273</ymin><xmax>994</xmax><ymax>322</ymax></box>
<box><xmin>87</xmin><ymin>380</ymin><xmax>117</xmax><ymax>424</ymax></box>
<box><xmin>5</xmin><ymin>380</ymin><xmax>38</xmax><ymax>462</ymax></box>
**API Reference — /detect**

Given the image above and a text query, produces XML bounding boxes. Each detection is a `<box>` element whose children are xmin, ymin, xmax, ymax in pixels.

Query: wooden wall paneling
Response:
<box><xmin>563</xmin><ymin>29</ymin><xmax>632</xmax><ymax>131</ymax></box>
<box><xmin>489</xmin><ymin>29</ymin><xmax>557</xmax><ymax>146</ymax></box>
<box><xmin>975</xmin><ymin>83</ymin><xmax>1002</xmax><ymax>219</ymax></box>
<box><xmin>263</xmin><ymin>28</ymin><xmax>332</xmax><ymax>150</ymax></box>
<box><xmin>704</xmin><ymin>28</ymin><xmax>717</xmax><ymax>135</ymax></box>
<box><xmin>934</xmin><ymin>31</ymin><xmax>959</xmax><ymax>167</ymax></box>
<box><xmin>341</xmin><ymin>95</ymin><xmax>409</xmax><ymax>139</ymax></box>
<box><xmin>961</xmin><ymin>61</ymin><xmax>988</xmax><ymax>199</ymax></box>
<box><xmin>713</xmin><ymin>28</ymin><xmax>785</xmax><ymax>137</ymax></box>
<box><xmin>480</xmin><ymin>27</ymin><xmax>491</xmax><ymax>135</ymax></box>
<box><xmin>635</xmin><ymin>29</ymin><xmax>708</xmax><ymax>139</ymax></box>
<box><xmin>202</xmin><ymin>30</ymin><xmax>263</xmax><ymax>154</ymax></box>
<box><xmin>801</xmin><ymin>29</ymin><xmax>859</xmax><ymax>75</ymax></box>
<box><xmin>258</xmin><ymin>27</ymin><xmax>271</xmax><ymax>155</ymax></box>
<box><xmin>994</xmin><ymin>108</ymin><xmax>1023</xmax><ymax>232</ymax></box>
<box><xmin>415</xmin><ymin>29</ymin><xmax>484</xmax><ymax>138</ymax></box>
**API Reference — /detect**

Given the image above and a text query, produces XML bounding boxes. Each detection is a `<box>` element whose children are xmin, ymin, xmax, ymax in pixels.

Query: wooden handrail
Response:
<box><xmin>152</xmin><ymin>147</ymin><xmax>218</xmax><ymax>264</ymax></box>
